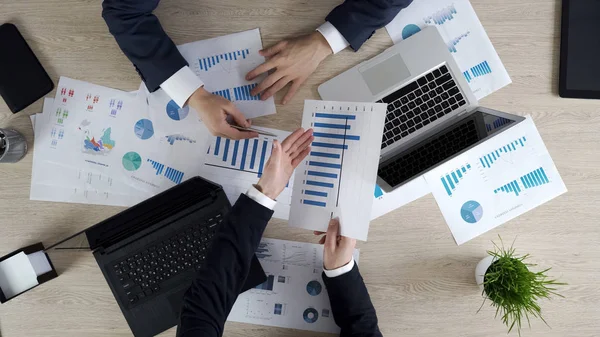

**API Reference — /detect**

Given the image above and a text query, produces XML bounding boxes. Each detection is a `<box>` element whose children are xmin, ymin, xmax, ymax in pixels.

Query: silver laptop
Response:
<box><xmin>318</xmin><ymin>26</ymin><xmax>524</xmax><ymax>192</ymax></box>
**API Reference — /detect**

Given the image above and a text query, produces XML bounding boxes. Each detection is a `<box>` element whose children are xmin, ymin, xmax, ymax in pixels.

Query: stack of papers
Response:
<box><xmin>30</xmin><ymin>29</ymin><xmax>279</xmax><ymax>209</ymax></box>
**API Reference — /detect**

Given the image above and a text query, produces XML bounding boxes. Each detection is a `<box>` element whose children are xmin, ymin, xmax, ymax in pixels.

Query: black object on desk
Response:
<box><xmin>47</xmin><ymin>176</ymin><xmax>266</xmax><ymax>337</ymax></box>
<box><xmin>559</xmin><ymin>1</ymin><xmax>600</xmax><ymax>99</ymax></box>
<box><xmin>0</xmin><ymin>23</ymin><xmax>54</xmax><ymax>113</ymax></box>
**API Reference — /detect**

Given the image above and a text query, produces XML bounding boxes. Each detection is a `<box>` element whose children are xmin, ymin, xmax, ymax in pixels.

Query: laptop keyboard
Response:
<box><xmin>377</xmin><ymin>65</ymin><xmax>467</xmax><ymax>150</ymax></box>
<box><xmin>112</xmin><ymin>213</ymin><xmax>223</xmax><ymax>306</ymax></box>
<box><xmin>378</xmin><ymin>119</ymin><xmax>479</xmax><ymax>187</ymax></box>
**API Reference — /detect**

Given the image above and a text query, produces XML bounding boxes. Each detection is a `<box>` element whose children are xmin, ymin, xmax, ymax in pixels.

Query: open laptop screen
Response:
<box><xmin>378</xmin><ymin>110</ymin><xmax>518</xmax><ymax>189</ymax></box>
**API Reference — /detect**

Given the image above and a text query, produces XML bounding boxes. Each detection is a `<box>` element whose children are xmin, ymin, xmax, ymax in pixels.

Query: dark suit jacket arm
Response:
<box><xmin>177</xmin><ymin>194</ymin><xmax>274</xmax><ymax>337</ymax></box>
<box><xmin>102</xmin><ymin>0</ymin><xmax>188</xmax><ymax>91</ymax></box>
<box><xmin>326</xmin><ymin>0</ymin><xmax>414</xmax><ymax>51</ymax></box>
<box><xmin>323</xmin><ymin>264</ymin><xmax>382</xmax><ymax>337</ymax></box>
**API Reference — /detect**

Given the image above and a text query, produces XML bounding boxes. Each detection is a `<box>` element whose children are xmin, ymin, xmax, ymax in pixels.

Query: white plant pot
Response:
<box><xmin>475</xmin><ymin>255</ymin><xmax>495</xmax><ymax>291</ymax></box>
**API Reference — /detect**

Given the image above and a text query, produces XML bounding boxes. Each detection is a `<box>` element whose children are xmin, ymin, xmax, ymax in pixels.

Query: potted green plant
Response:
<box><xmin>475</xmin><ymin>238</ymin><xmax>565</xmax><ymax>335</ymax></box>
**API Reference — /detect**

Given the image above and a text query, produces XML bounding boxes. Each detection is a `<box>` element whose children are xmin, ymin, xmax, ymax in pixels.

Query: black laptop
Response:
<box><xmin>46</xmin><ymin>177</ymin><xmax>267</xmax><ymax>337</ymax></box>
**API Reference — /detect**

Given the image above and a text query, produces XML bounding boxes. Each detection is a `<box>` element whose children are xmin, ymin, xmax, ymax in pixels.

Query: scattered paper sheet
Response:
<box><xmin>144</xmin><ymin>28</ymin><xmax>276</xmax><ymax>135</ymax></box>
<box><xmin>386</xmin><ymin>0</ymin><xmax>511</xmax><ymax>100</ymax></box>
<box><xmin>0</xmin><ymin>252</ymin><xmax>39</xmax><ymax>299</ymax></box>
<box><xmin>228</xmin><ymin>238</ymin><xmax>359</xmax><ymax>334</ymax></box>
<box><xmin>371</xmin><ymin>176</ymin><xmax>430</xmax><ymax>220</ymax></box>
<box><xmin>27</xmin><ymin>251</ymin><xmax>53</xmax><ymax>277</ymax></box>
<box><xmin>289</xmin><ymin>100</ymin><xmax>387</xmax><ymax>241</ymax></box>
<box><xmin>200</xmin><ymin>127</ymin><xmax>294</xmax><ymax>220</ymax></box>
<box><xmin>423</xmin><ymin>117</ymin><xmax>567</xmax><ymax>245</ymax></box>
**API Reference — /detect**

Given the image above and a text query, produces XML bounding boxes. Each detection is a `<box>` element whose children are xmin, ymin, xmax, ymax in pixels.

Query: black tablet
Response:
<box><xmin>0</xmin><ymin>23</ymin><xmax>54</xmax><ymax>113</ymax></box>
<box><xmin>559</xmin><ymin>1</ymin><xmax>600</xmax><ymax>99</ymax></box>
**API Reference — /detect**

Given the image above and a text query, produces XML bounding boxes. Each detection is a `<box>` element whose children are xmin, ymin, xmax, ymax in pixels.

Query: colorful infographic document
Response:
<box><xmin>289</xmin><ymin>100</ymin><xmax>387</xmax><ymax>241</ymax></box>
<box><xmin>228</xmin><ymin>238</ymin><xmax>359</xmax><ymax>334</ymax></box>
<box><xmin>200</xmin><ymin>127</ymin><xmax>294</xmax><ymax>220</ymax></box>
<box><xmin>386</xmin><ymin>0</ymin><xmax>511</xmax><ymax>100</ymax></box>
<box><xmin>423</xmin><ymin>117</ymin><xmax>567</xmax><ymax>244</ymax></box>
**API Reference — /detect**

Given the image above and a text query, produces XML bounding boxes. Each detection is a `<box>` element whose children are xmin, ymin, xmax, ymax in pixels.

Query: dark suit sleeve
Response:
<box><xmin>177</xmin><ymin>194</ymin><xmax>274</xmax><ymax>337</ymax></box>
<box><xmin>323</xmin><ymin>264</ymin><xmax>382</xmax><ymax>337</ymax></box>
<box><xmin>102</xmin><ymin>0</ymin><xmax>188</xmax><ymax>91</ymax></box>
<box><xmin>326</xmin><ymin>0</ymin><xmax>414</xmax><ymax>51</ymax></box>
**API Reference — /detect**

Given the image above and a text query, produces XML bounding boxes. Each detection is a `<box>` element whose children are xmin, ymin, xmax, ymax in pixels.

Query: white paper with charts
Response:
<box><xmin>423</xmin><ymin>117</ymin><xmax>567</xmax><ymax>245</ymax></box>
<box><xmin>143</xmin><ymin>28</ymin><xmax>276</xmax><ymax>135</ymax></box>
<box><xmin>289</xmin><ymin>100</ymin><xmax>387</xmax><ymax>241</ymax></box>
<box><xmin>385</xmin><ymin>0</ymin><xmax>511</xmax><ymax>100</ymax></box>
<box><xmin>199</xmin><ymin>127</ymin><xmax>294</xmax><ymax>220</ymax></box>
<box><xmin>228</xmin><ymin>238</ymin><xmax>359</xmax><ymax>334</ymax></box>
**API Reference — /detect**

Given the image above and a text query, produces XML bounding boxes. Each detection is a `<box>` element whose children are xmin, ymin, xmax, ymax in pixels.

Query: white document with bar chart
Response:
<box><xmin>385</xmin><ymin>0</ymin><xmax>511</xmax><ymax>100</ymax></box>
<box><xmin>200</xmin><ymin>127</ymin><xmax>293</xmax><ymax>220</ymax></box>
<box><xmin>289</xmin><ymin>101</ymin><xmax>387</xmax><ymax>241</ymax></box>
<box><xmin>423</xmin><ymin>117</ymin><xmax>567</xmax><ymax>245</ymax></box>
<box><xmin>228</xmin><ymin>238</ymin><xmax>359</xmax><ymax>333</ymax></box>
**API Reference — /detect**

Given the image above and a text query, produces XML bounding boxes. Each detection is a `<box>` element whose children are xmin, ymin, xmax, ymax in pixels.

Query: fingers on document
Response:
<box><xmin>291</xmin><ymin>147</ymin><xmax>310</xmax><ymax>168</ymax></box>
<box><xmin>286</xmin><ymin>128</ymin><xmax>313</xmax><ymax>155</ymax></box>
<box><xmin>246</xmin><ymin>59</ymin><xmax>277</xmax><ymax>82</ymax></box>
<box><xmin>220</xmin><ymin>127</ymin><xmax>258</xmax><ymax>140</ymax></box>
<box><xmin>325</xmin><ymin>218</ymin><xmax>340</xmax><ymax>248</ymax></box>
<box><xmin>224</xmin><ymin>104</ymin><xmax>251</xmax><ymax>128</ymax></box>
<box><xmin>282</xmin><ymin>128</ymin><xmax>305</xmax><ymax>152</ymax></box>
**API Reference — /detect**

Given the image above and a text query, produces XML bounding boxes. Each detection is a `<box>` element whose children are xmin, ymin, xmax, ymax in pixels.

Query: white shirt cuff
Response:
<box><xmin>323</xmin><ymin>257</ymin><xmax>355</xmax><ymax>278</ymax></box>
<box><xmin>160</xmin><ymin>66</ymin><xmax>204</xmax><ymax>109</ymax></box>
<box><xmin>246</xmin><ymin>185</ymin><xmax>277</xmax><ymax>210</ymax></box>
<box><xmin>316</xmin><ymin>22</ymin><xmax>350</xmax><ymax>54</ymax></box>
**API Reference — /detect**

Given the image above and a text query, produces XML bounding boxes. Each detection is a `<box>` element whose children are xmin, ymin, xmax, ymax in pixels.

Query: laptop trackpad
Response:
<box><xmin>359</xmin><ymin>53</ymin><xmax>411</xmax><ymax>96</ymax></box>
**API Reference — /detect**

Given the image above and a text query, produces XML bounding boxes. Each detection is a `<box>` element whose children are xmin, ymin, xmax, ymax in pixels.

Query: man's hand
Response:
<box><xmin>187</xmin><ymin>87</ymin><xmax>259</xmax><ymax>140</ymax></box>
<box><xmin>315</xmin><ymin>219</ymin><xmax>356</xmax><ymax>270</ymax></box>
<box><xmin>246</xmin><ymin>32</ymin><xmax>333</xmax><ymax>105</ymax></box>
<box><xmin>256</xmin><ymin>128</ymin><xmax>314</xmax><ymax>200</ymax></box>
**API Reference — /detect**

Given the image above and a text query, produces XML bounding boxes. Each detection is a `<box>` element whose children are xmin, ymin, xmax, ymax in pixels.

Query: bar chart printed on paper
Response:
<box><xmin>289</xmin><ymin>101</ymin><xmax>386</xmax><ymax>241</ymax></box>
<box><xmin>177</xmin><ymin>29</ymin><xmax>276</xmax><ymax>119</ymax></box>
<box><xmin>200</xmin><ymin>127</ymin><xmax>293</xmax><ymax>220</ymax></box>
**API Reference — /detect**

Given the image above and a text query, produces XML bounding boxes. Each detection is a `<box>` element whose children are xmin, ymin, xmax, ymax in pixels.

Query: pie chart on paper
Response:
<box><xmin>134</xmin><ymin>119</ymin><xmax>154</xmax><ymax>140</ymax></box>
<box><xmin>122</xmin><ymin>151</ymin><xmax>142</xmax><ymax>171</ymax></box>
<box><xmin>166</xmin><ymin>100</ymin><xmax>190</xmax><ymax>121</ymax></box>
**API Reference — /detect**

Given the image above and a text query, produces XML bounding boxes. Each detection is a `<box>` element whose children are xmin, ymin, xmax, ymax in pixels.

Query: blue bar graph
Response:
<box><xmin>301</xmin><ymin>110</ymin><xmax>359</xmax><ymax>210</ymax></box>
<box><xmin>240</xmin><ymin>139</ymin><xmax>249</xmax><ymax>170</ymax></box>
<box><xmin>424</xmin><ymin>4</ymin><xmax>457</xmax><ymax>25</ymax></box>
<box><xmin>303</xmin><ymin>200</ymin><xmax>326</xmax><ymax>207</ymax></box>
<box><xmin>312</xmin><ymin>142</ymin><xmax>348</xmax><ymax>150</ymax></box>
<box><xmin>198</xmin><ymin>49</ymin><xmax>250</xmax><ymax>72</ymax></box>
<box><xmin>233</xmin><ymin>83</ymin><xmax>260</xmax><ymax>101</ymax></box>
<box><xmin>206</xmin><ymin>136</ymin><xmax>273</xmax><ymax>179</ymax></box>
<box><xmin>147</xmin><ymin>159</ymin><xmax>165</xmax><ymax>175</ymax></box>
<box><xmin>232</xmin><ymin>140</ymin><xmax>239</xmax><ymax>166</ymax></box>
<box><xmin>463</xmin><ymin>60</ymin><xmax>492</xmax><ymax>83</ymax></box>
<box><xmin>258</xmin><ymin>140</ymin><xmax>267</xmax><ymax>177</ymax></box>
<box><xmin>306</xmin><ymin>180</ymin><xmax>334</xmax><ymax>188</ymax></box>
<box><xmin>485</xmin><ymin>117</ymin><xmax>512</xmax><ymax>132</ymax></box>
<box><xmin>307</xmin><ymin>171</ymin><xmax>338</xmax><ymax>179</ymax></box>
<box><xmin>313</xmin><ymin>132</ymin><xmax>360</xmax><ymax>141</ymax></box>
<box><xmin>314</xmin><ymin>123</ymin><xmax>350</xmax><ymax>129</ymax></box>
<box><xmin>494</xmin><ymin>167</ymin><xmax>550</xmax><ymax>196</ymax></box>
<box><xmin>447</xmin><ymin>31</ymin><xmax>470</xmax><ymax>53</ymax></box>
<box><xmin>479</xmin><ymin>136</ymin><xmax>527</xmax><ymax>168</ymax></box>
<box><xmin>212</xmin><ymin>89</ymin><xmax>232</xmax><ymax>101</ymax></box>
<box><xmin>314</xmin><ymin>113</ymin><xmax>356</xmax><ymax>120</ymax></box>
<box><xmin>164</xmin><ymin>167</ymin><xmax>185</xmax><ymax>184</ymax></box>
<box><xmin>310</xmin><ymin>152</ymin><xmax>340</xmax><ymax>159</ymax></box>
<box><xmin>440</xmin><ymin>164</ymin><xmax>472</xmax><ymax>196</ymax></box>
<box><xmin>309</xmin><ymin>161</ymin><xmax>342</xmax><ymax>169</ymax></box>
<box><xmin>304</xmin><ymin>190</ymin><xmax>328</xmax><ymax>197</ymax></box>
<box><xmin>148</xmin><ymin>159</ymin><xmax>185</xmax><ymax>184</ymax></box>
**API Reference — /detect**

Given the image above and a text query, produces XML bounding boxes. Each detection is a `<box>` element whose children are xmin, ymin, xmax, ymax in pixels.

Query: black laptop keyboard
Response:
<box><xmin>378</xmin><ymin>119</ymin><xmax>479</xmax><ymax>187</ymax></box>
<box><xmin>112</xmin><ymin>213</ymin><xmax>223</xmax><ymax>306</ymax></box>
<box><xmin>377</xmin><ymin>65</ymin><xmax>467</xmax><ymax>150</ymax></box>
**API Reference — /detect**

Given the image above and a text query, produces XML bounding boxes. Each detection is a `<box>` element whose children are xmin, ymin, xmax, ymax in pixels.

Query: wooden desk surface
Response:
<box><xmin>1</xmin><ymin>0</ymin><xmax>599</xmax><ymax>336</ymax></box>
